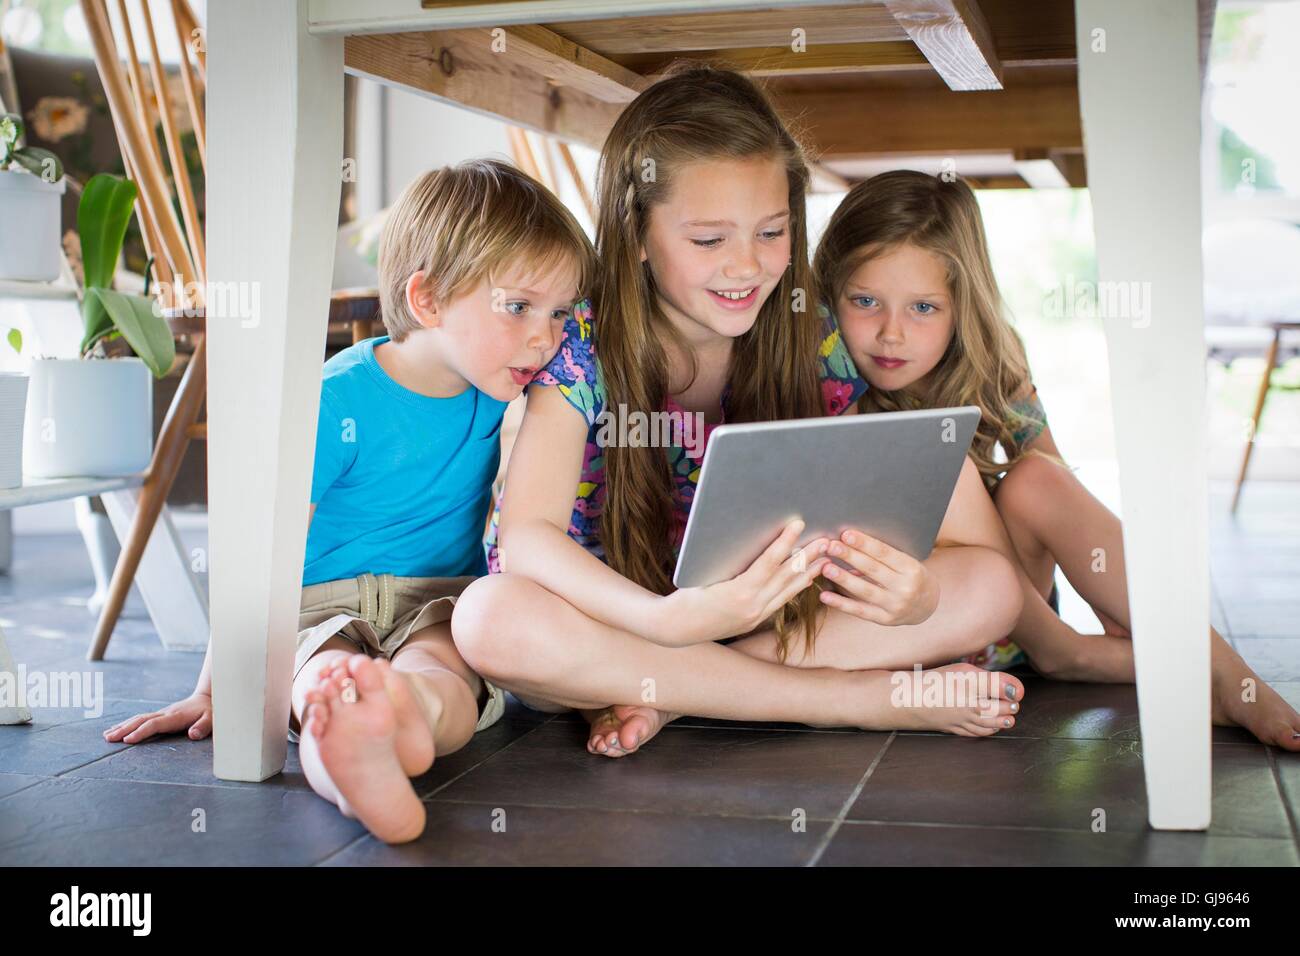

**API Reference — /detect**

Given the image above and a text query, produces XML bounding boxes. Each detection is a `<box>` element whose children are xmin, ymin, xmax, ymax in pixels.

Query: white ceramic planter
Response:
<box><xmin>0</xmin><ymin>371</ymin><xmax>28</xmax><ymax>488</ymax></box>
<box><xmin>22</xmin><ymin>358</ymin><xmax>153</xmax><ymax>478</ymax></box>
<box><xmin>0</xmin><ymin>170</ymin><xmax>66</xmax><ymax>282</ymax></box>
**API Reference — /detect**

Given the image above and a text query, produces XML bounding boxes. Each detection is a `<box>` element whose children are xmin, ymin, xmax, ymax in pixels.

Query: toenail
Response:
<box><xmin>1003</xmin><ymin>718</ymin><xmax>1012</xmax><ymax>727</ymax></box>
<box><xmin>1005</xmin><ymin>685</ymin><xmax>1016</xmax><ymax>699</ymax></box>
<box><xmin>1010</xmin><ymin>702</ymin><xmax>1019</xmax><ymax>713</ymax></box>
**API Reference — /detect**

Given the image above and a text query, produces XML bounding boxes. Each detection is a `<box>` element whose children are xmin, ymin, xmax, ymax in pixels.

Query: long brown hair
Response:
<box><xmin>594</xmin><ymin>63</ymin><xmax>825</xmax><ymax>660</ymax></box>
<box><xmin>813</xmin><ymin>170</ymin><xmax>1043</xmax><ymax>486</ymax></box>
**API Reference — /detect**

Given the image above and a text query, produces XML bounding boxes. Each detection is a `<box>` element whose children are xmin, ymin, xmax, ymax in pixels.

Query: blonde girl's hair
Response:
<box><xmin>812</xmin><ymin>170</ymin><xmax>1044</xmax><ymax>486</ymax></box>
<box><xmin>378</xmin><ymin>158</ymin><xmax>596</xmax><ymax>342</ymax></box>
<box><xmin>594</xmin><ymin>62</ymin><xmax>825</xmax><ymax>662</ymax></box>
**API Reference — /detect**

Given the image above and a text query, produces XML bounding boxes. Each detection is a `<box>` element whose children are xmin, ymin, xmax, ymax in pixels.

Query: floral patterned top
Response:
<box><xmin>485</xmin><ymin>298</ymin><xmax>868</xmax><ymax>570</ymax></box>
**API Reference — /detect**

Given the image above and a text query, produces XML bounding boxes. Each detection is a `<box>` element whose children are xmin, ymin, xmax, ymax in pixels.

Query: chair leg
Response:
<box><xmin>1231</xmin><ymin>326</ymin><xmax>1281</xmax><ymax>514</ymax></box>
<box><xmin>87</xmin><ymin>337</ymin><xmax>207</xmax><ymax>660</ymax></box>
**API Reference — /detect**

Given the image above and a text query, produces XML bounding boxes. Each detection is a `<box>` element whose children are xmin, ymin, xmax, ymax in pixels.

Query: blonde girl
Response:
<box><xmin>814</xmin><ymin>169</ymin><xmax>1300</xmax><ymax>750</ymax></box>
<box><xmin>453</xmin><ymin>66</ymin><xmax>1032</xmax><ymax>756</ymax></box>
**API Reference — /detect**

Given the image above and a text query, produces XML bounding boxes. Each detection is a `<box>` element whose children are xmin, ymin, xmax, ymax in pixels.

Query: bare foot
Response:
<box><xmin>584</xmin><ymin>705</ymin><xmax>679</xmax><ymax>758</ymax></box>
<box><xmin>857</xmin><ymin>663</ymin><xmax>1025</xmax><ymax>737</ymax></box>
<box><xmin>308</xmin><ymin>654</ymin><xmax>426</xmax><ymax>843</ymax></box>
<box><xmin>319</xmin><ymin>657</ymin><xmax>436</xmax><ymax>776</ymax></box>
<box><xmin>1211</xmin><ymin>643</ymin><xmax>1300</xmax><ymax>751</ymax></box>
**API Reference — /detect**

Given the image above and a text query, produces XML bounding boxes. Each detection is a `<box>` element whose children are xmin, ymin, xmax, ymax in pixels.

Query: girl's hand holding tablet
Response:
<box><xmin>660</xmin><ymin>519</ymin><xmax>831</xmax><ymax>647</ymax></box>
<box><xmin>817</xmin><ymin>529</ymin><xmax>940</xmax><ymax>626</ymax></box>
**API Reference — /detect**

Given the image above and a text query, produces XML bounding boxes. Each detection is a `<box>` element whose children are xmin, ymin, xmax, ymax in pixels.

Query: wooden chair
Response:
<box><xmin>80</xmin><ymin>0</ymin><xmax>209</xmax><ymax>660</ymax></box>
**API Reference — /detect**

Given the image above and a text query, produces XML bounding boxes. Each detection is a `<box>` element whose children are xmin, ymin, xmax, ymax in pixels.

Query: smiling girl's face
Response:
<box><xmin>835</xmin><ymin>242</ymin><xmax>955</xmax><ymax>394</ymax></box>
<box><xmin>640</xmin><ymin>156</ymin><xmax>791</xmax><ymax>345</ymax></box>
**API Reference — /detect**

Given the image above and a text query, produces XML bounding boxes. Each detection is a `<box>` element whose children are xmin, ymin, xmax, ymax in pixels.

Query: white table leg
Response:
<box><xmin>1075</xmin><ymin>0</ymin><xmax>1211</xmax><ymax>829</ymax></box>
<box><xmin>99</xmin><ymin>491</ymin><xmax>209</xmax><ymax>650</ymax></box>
<box><xmin>207</xmin><ymin>0</ymin><xmax>343</xmax><ymax>781</ymax></box>
<box><xmin>0</xmin><ymin>623</ymin><xmax>32</xmax><ymax>725</ymax></box>
<box><xmin>0</xmin><ymin>510</ymin><xmax>11</xmax><ymax>573</ymax></box>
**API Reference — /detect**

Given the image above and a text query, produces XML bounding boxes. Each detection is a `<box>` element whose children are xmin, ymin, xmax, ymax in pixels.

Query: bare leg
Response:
<box><xmin>451</xmin><ymin>573</ymin><xmax>1025</xmax><ymax>743</ymax></box>
<box><xmin>576</xmin><ymin>459</ymin><xmax>1029</xmax><ymax>756</ymax></box>
<box><xmin>993</xmin><ymin>456</ymin><xmax>1138</xmax><ymax>681</ymax></box>
<box><xmin>996</xmin><ymin>455</ymin><xmax>1300</xmax><ymax>749</ymax></box>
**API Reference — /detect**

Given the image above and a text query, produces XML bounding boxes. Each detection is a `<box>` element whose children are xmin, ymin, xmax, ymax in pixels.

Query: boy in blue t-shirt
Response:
<box><xmin>104</xmin><ymin>160</ymin><xmax>594</xmax><ymax>844</ymax></box>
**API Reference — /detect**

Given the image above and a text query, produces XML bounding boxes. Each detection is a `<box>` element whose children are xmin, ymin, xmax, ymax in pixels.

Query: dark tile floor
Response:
<box><xmin>0</xmin><ymin>482</ymin><xmax>1296</xmax><ymax>865</ymax></box>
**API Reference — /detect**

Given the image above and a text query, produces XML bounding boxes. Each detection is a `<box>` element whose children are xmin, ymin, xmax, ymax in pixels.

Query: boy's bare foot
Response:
<box><xmin>1211</xmin><ymin>642</ymin><xmax>1300</xmax><ymax>751</ymax></box>
<box><xmin>584</xmin><ymin>705</ymin><xmax>679</xmax><ymax>757</ymax></box>
<box><xmin>307</xmin><ymin>654</ymin><xmax>426</xmax><ymax>843</ymax></box>
<box><xmin>319</xmin><ymin>657</ymin><xmax>437</xmax><ymax>776</ymax></box>
<box><xmin>857</xmin><ymin>663</ymin><xmax>1024</xmax><ymax>736</ymax></box>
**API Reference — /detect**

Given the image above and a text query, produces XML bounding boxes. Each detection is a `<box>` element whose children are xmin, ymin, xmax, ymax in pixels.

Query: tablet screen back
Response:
<box><xmin>672</xmin><ymin>406</ymin><xmax>980</xmax><ymax>589</ymax></box>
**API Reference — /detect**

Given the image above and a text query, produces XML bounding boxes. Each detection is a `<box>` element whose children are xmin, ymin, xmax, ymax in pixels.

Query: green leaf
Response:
<box><xmin>84</xmin><ymin>287</ymin><xmax>175</xmax><ymax>379</ymax></box>
<box><xmin>6</xmin><ymin>328</ymin><xmax>21</xmax><ymax>353</ymax></box>
<box><xmin>13</xmin><ymin>146</ymin><xmax>63</xmax><ymax>182</ymax></box>
<box><xmin>78</xmin><ymin>174</ymin><xmax>138</xmax><ymax>292</ymax></box>
<box><xmin>79</xmin><ymin>293</ymin><xmax>115</xmax><ymax>355</ymax></box>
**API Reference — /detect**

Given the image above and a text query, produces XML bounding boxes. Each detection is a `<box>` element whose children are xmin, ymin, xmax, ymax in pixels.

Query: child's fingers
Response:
<box><xmin>763</xmin><ymin>554</ymin><xmax>831</xmax><ymax>618</ymax></box>
<box><xmin>189</xmin><ymin>711</ymin><xmax>213</xmax><ymax>739</ymax></box>
<box><xmin>818</xmin><ymin>587</ymin><xmax>892</xmax><ymax>625</ymax></box>
<box><xmin>820</xmin><ymin>561</ymin><xmax>891</xmax><ymax>609</ymax></box>
<box><xmin>749</xmin><ymin>519</ymin><xmax>807</xmax><ymax>578</ymax></box>
<box><xmin>831</xmin><ymin>534</ymin><xmax>904</xmax><ymax>587</ymax></box>
<box><xmin>838</xmin><ymin>529</ymin><xmax>913</xmax><ymax>577</ymax></box>
<box><xmin>103</xmin><ymin>712</ymin><xmax>156</xmax><ymax>741</ymax></box>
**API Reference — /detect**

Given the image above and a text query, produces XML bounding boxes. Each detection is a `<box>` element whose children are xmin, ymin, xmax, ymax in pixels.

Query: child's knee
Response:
<box><xmin>966</xmin><ymin>549</ymin><xmax>1022</xmax><ymax>647</ymax></box>
<box><xmin>451</xmin><ymin>574</ymin><xmax>552</xmax><ymax>683</ymax></box>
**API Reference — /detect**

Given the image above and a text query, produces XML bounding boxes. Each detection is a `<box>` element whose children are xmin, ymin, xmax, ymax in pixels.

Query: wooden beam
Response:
<box><xmin>499</xmin><ymin>24</ymin><xmax>649</xmax><ymax>102</ymax></box>
<box><xmin>344</xmin><ymin>30</ymin><xmax>623</xmax><ymax>149</ymax></box>
<box><xmin>778</xmin><ymin>82</ymin><xmax>1081</xmax><ymax>155</ymax></box>
<box><xmin>314</xmin><ymin>0</ymin><xmax>894</xmax><ymax>36</ymax></box>
<box><xmin>618</xmin><ymin>41</ymin><xmax>929</xmax><ymax>78</ymax></box>
<box><xmin>883</xmin><ymin>0</ymin><xmax>1003</xmax><ymax>90</ymax></box>
<box><xmin>1011</xmin><ymin>148</ymin><xmax>1070</xmax><ymax>188</ymax></box>
<box><xmin>981</xmin><ymin>0</ymin><xmax>1075</xmax><ymax>67</ymax></box>
<box><xmin>1048</xmin><ymin>148</ymin><xmax>1086</xmax><ymax>187</ymax></box>
<box><xmin>549</xmin><ymin>5</ymin><xmax>909</xmax><ymax>55</ymax></box>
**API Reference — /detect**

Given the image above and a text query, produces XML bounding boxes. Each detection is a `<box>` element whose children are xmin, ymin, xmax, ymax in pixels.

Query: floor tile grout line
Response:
<box><xmin>806</xmin><ymin>730</ymin><xmax>898</xmax><ymax>867</ymax></box>
<box><xmin>1263</xmin><ymin>744</ymin><xmax>1300</xmax><ymax>853</ymax></box>
<box><xmin>417</xmin><ymin>717</ymin><xmax>558</xmax><ymax>802</ymax></box>
<box><xmin>315</xmin><ymin>716</ymin><xmax>561</xmax><ymax>866</ymax></box>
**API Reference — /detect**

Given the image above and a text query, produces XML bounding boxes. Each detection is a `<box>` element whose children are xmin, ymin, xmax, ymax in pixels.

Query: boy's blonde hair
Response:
<box><xmin>378</xmin><ymin>158</ymin><xmax>595</xmax><ymax>342</ymax></box>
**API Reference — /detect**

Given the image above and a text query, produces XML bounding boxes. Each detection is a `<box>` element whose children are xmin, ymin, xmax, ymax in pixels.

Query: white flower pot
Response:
<box><xmin>0</xmin><ymin>371</ymin><xmax>28</xmax><ymax>488</ymax></box>
<box><xmin>22</xmin><ymin>358</ymin><xmax>153</xmax><ymax>478</ymax></box>
<box><xmin>0</xmin><ymin>170</ymin><xmax>66</xmax><ymax>282</ymax></box>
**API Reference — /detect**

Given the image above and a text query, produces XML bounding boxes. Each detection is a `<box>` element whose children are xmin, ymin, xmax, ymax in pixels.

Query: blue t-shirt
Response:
<box><xmin>303</xmin><ymin>336</ymin><xmax>507</xmax><ymax>586</ymax></box>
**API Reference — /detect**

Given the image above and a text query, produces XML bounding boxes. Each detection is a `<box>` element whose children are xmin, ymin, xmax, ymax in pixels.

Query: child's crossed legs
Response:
<box><xmin>293</xmin><ymin>622</ymin><xmax>485</xmax><ymax>844</ymax></box>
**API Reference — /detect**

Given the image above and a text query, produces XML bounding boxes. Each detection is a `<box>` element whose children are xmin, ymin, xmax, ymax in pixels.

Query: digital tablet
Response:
<box><xmin>672</xmin><ymin>406</ymin><xmax>981</xmax><ymax>589</ymax></box>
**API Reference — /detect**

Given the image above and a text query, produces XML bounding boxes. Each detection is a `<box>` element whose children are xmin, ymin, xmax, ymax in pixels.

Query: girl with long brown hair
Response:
<box><xmin>454</xmin><ymin>66</ymin><xmax>1033</xmax><ymax>756</ymax></box>
<box><xmin>815</xmin><ymin>170</ymin><xmax>1300</xmax><ymax>750</ymax></box>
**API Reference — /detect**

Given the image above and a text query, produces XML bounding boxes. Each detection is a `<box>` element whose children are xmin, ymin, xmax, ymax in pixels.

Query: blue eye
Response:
<box><xmin>760</xmin><ymin>229</ymin><xmax>786</xmax><ymax>241</ymax></box>
<box><xmin>691</xmin><ymin>238</ymin><xmax>723</xmax><ymax>248</ymax></box>
<box><xmin>914</xmin><ymin>302</ymin><xmax>936</xmax><ymax>315</ymax></box>
<box><xmin>551</xmin><ymin>309</ymin><xmax>570</xmax><ymax>322</ymax></box>
<box><xmin>504</xmin><ymin>301</ymin><xmax>528</xmax><ymax>316</ymax></box>
<box><xmin>851</xmin><ymin>294</ymin><xmax>876</xmax><ymax>309</ymax></box>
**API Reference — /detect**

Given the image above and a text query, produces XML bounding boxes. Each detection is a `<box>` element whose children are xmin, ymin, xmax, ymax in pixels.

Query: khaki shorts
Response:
<box><xmin>287</xmin><ymin>571</ymin><xmax>505</xmax><ymax>743</ymax></box>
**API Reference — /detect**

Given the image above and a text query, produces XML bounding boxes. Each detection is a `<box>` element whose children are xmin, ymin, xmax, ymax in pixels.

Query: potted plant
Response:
<box><xmin>22</xmin><ymin>174</ymin><xmax>175</xmax><ymax>478</ymax></box>
<box><xmin>0</xmin><ymin>114</ymin><xmax>65</xmax><ymax>281</ymax></box>
<box><xmin>0</xmin><ymin>327</ymin><xmax>27</xmax><ymax>489</ymax></box>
